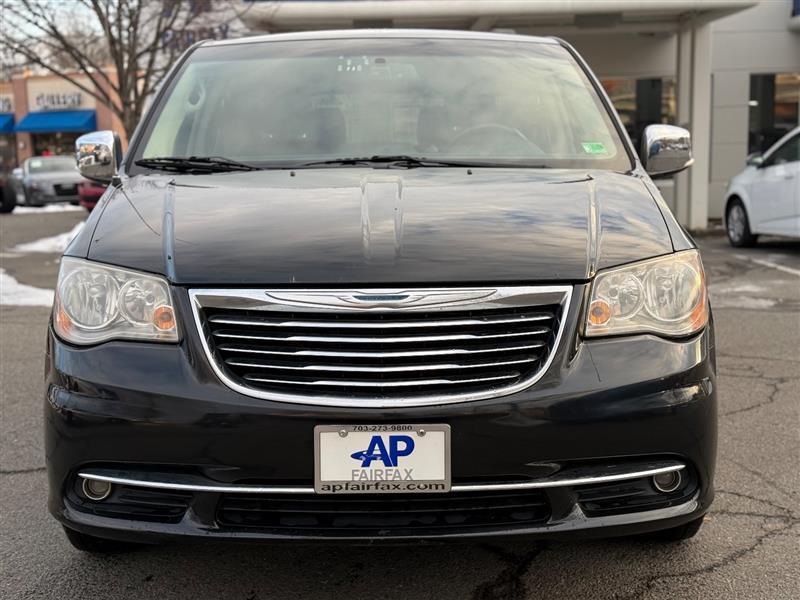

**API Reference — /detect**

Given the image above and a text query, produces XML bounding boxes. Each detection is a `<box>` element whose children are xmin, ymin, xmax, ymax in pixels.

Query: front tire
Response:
<box><xmin>0</xmin><ymin>185</ymin><xmax>15</xmax><ymax>213</ymax></box>
<box><xmin>726</xmin><ymin>199</ymin><xmax>757</xmax><ymax>247</ymax></box>
<box><xmin>62</xmin><ymin>526</ymin><xmax>145</xmax><ymax>554</ymax></box>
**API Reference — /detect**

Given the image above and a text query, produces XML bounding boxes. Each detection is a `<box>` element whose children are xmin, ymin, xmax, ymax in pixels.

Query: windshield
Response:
<box><xmin>138</xmin><ymin>38</ymin><xmax>630</xmax><ymax>170</ymax></box>
<box><xmin>27</xmin><ymin>156</ymin><xmax>77</xmax><ymax>174</ymax></box>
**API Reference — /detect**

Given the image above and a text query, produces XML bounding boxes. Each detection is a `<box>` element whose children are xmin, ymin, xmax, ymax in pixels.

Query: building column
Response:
<box><xmin>675</xmin><ymin>24</ymin><xmax>691</xmax><ymax>225</ymax></box>
<box><xmin>12</xmin><ymin>77</ymin><xmax>32</xmax><ymax>163</ymax></box>
<box><xmin>675</xmin><ymin>16</ymin><xmax>712</xmax><ymax>231</ymax></box>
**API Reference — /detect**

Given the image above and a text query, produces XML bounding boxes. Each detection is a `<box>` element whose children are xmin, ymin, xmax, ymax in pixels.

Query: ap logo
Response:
<box><xmin>351</xmin><ymin>435</ymin><xmax>415</xmax><ymax>468</ymax></box>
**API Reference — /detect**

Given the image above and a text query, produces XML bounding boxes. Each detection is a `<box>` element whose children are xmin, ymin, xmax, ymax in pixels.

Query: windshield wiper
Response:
<box><xmin>295</xmin><ymin>155</ymin><xmax>521</xmax><ymax>169</ymax></box>
<box><xmin>135</xmin><ymin>156</ymin><xmax>261</xmax><ymax>173</ymax></box>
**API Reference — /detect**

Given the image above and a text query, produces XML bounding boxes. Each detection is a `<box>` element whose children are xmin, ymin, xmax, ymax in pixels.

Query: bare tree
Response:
<box><xmin>0</xmin><ymin>0</ymin><xmax>250</xmax><ymax>138</ymax></box>
<box><xmin>48</xmin><ymin>23</ymin><xmax>113</xmax><ymax>72</ymax></box>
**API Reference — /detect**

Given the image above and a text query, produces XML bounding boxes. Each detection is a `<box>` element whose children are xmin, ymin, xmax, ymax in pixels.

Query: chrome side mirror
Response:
<box><xmin>76</xmin><ymin>130</ymin><xmax>122</xmax><ymax>183</ymax></box>
<box><xmin>745</xmin><ymin>153</ymin><xmax>764</xmax><ymax>167</ymax></box>
<box><xmin>641</xmin><ymin>124</ymin><xmax>694</xmax><ymax>177</ymax></box>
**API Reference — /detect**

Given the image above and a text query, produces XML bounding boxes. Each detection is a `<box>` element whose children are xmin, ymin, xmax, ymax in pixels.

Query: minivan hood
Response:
<box><xmin>74</xmin><ymin>169</ymin><xmax>673</xmax><ymax>285</ymax></box>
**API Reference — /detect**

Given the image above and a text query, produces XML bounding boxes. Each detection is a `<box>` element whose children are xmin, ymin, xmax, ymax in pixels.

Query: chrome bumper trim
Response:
<box><xmin>78</xmin><ymin>462</ymin><xmax>685</xmax><ymax>495</ymax></box>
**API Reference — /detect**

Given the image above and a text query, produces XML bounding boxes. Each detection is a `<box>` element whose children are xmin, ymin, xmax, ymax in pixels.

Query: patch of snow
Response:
<box><xmin>710</xmin><ymin>295</ymin><xmax>776</xmax><ymax>309</ymax></box>
<box><xmin>709</xmin><ymin>283</ymin><xmax>767</xmax><ymax>294</ymax></box>
<box><xmin>12</xmin><ymin>204</ymin><xmax>85</xmax><ymax>214</ymax></box>
<box><xmin>0</xmin><ymin>269</ymin><xmax>54</xmax><ymax>306</ymax></box>
<box><xmin>766</xmin><ymin>253</ymin><xmax>791</xmax><ymax>262</ymax></box>
<box><xmin>733</xmin><ymin>253</ymin><xmax>800</xmax><ymax>278</ymax></box>
<box><xmin>12</xmin><ymin>222</ymin><xmax>85</xmax><ymax>253</ymax></box>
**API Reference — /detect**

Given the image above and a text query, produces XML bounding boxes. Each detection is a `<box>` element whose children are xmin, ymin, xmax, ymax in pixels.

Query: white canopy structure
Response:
<box><xmin>240</xmin><ymin>0</ymin><xmax>764</xmax><ymax>230</ymax></box>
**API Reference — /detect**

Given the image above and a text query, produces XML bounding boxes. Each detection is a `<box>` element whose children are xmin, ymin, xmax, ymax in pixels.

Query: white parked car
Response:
<box><xmin>725</xmin><ymin>126</ymin><xmax>800</xmax><ymax>246</ymax></box>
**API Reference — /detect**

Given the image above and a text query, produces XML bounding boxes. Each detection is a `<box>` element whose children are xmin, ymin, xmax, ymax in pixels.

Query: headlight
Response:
<box><xmin>585</xmin><ymin>250</ymin><xmax>708</xmax><ymax>338</ymax></box>
<box><xmin>54</xmin><ymin>257</ymin><xmax>179</xmax><ymax>345</ymax></box>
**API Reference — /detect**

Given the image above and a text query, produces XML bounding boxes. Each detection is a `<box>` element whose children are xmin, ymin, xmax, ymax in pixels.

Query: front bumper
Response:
<box><xmin>78</xmin><ymin>190</ymin><xmax>102</xmax><ymax>209</ymax></box>
<box><xmin>45</xmin><ymin>293</ymin><xmax>717</xmax><ymax>542</ymax></box>
<box><xmin>28</xmin><ymin>190</ymin><xmax>79</xmax><ymax>205</ymax></box>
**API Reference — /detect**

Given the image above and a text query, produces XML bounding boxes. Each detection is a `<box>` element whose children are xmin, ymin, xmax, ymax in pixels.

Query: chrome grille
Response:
<box><xmin>190</xmin><ymin>287</ymin><xmax>571</xmax><ymax>407</ymax></box>
<box><xmin>53</xmin><ymin>183</ymin><xmax>77</xmax><ymax>196</ymax></box>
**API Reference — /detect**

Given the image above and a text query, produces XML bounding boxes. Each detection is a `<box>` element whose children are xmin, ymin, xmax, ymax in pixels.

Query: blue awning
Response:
<box><xmin>0</xmin><ymin>113</ymin><xmax>14</xmax><ymax>134</ymax></box>
<box><xmin>15</xmin><ymin>110</ymin><xmax>96</xmax><ymax>133</ymax></box>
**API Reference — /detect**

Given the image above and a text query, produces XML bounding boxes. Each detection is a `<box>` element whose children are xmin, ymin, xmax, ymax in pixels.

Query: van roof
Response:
<box><xmin>203</xmin><ymin>28</ymin><xmax>560</xmax><ymax>49</ymax></box>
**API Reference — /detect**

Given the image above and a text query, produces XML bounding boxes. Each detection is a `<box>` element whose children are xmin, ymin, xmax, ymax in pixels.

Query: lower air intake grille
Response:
<box><xmin>576</xmin><ymin>472</ymin><xmax>697</xmax><ymax>517</ymax></box>
<box><xmin>70</xmin><ymin>485</ymin><xmax>192</xmax><ymax>524</ymax></box>
<box><xmin>191</xmin><ymin>287</ymin><xmax>570</xmax><ymax>405</ymax></box>
<box><xmin>216</xmin><ymin>490</ymin><xmax>551</xmax><ymax>536</ymax></box>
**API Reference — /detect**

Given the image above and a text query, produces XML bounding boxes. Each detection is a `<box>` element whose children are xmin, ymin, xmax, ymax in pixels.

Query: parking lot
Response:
<box><xmin>1</xmin><ymin>208</ymin><xmax>798</xmax><ymax>600</ymax></box>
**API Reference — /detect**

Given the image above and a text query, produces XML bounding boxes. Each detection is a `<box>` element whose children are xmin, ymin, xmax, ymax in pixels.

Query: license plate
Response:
<box><xmin>314</xmin><ymin>424</ymin><xmax>451</xmax><ymax>494</ymax></box>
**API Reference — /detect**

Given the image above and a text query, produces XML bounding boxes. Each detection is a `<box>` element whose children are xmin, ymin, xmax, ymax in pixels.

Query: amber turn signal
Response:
<box><xmin>588</xmin><ymin>299</ymin><xmax>612</xmax><ymax>326</ymax></box>
<box><xmin>153</xmin><ymin>305</ymin><xmax>176</xmax><ymax>331</ymax></box>
<box><xmin>55</xmin><ymin>305</ymin><xmax>73</xmax><ymax>336</ymax></box>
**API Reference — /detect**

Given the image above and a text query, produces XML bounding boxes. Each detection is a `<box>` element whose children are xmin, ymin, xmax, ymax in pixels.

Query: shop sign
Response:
<box><xmin>35</xmin><ymin>92</ymin><xmax>83</xmax><ymax>110</ymax></box>
<box><xmin>160</xmin><ymin>0</ymin><xmax>236</xmax><ymax>53</ymax></box>
<box><xmin>162</xmin><ymin>23</ymin><xmax>230</xmax><ymax>53</ymax></box>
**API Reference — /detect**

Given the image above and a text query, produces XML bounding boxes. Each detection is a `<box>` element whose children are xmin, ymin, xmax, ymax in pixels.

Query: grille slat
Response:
<box><xmin>243</xmin><ymin>373</ymin><xmax>520</xmax><ymax>388</ymax></box>
<box><xmin>217</xmin><ymin>342</ymin><xmax>547</xmax><ymax>359</ymax></box>
<box><xmin>195</xmin><ymin>287</ymin><xmax>567</xmax><ymax>402</ymax></box>
<box><xmin>226</xmin><ymin>357</ymin><xmax>534</xmax><ymax>373</ymax></box>
<box><xmin>212</xmin><ymin>328</ymin><xmax>549</xmax><ymax>344</ymax></box>
<box><xmin>209</xmin><ymin>313</ymin><xmax>553</xmax><ymax>329</ymax></box>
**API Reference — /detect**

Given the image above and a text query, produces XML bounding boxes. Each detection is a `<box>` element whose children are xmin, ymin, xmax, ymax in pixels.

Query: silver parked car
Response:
<box><xmin>13</xmin><ymin>156</ymin><xmax>83</xmax><ymax>207</ymax></box>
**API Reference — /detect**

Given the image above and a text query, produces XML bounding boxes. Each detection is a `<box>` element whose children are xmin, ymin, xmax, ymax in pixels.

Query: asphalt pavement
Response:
<box><xmin>1</xmin><ymin>209</ymin><xmax>798</xmax><ymax>600</ymax></box>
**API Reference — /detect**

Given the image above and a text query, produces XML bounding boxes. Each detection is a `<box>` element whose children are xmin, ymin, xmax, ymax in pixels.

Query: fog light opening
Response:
<box><xmin>81</xmin><ymin>478</ymin><xmax>113</xmax><ymax>501</ymax></box>
<box><xmin>652</xmin><ymin>470</ymin><xmax>682</xmax><ymax>493</ymax></box>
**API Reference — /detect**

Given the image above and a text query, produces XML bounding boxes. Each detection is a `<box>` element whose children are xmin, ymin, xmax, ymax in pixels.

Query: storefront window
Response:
<box><xmin>748</xmin><ymin>73</ymin><xmax>800</xmax><ymax>154</ymax></box>
<box><xmin>601</xmin><ymin>77</ymin><xmax>676</xmax><ymax>159</ymax></box>
<box><xmin>0</xmin><ymin>135</ymin><xmax>16</xmax><ymax>171</ymax></box>
<box><xmin>32</xmin><ymin>132</ymin><xmax>81</xmax><ymax>157</ymax></box>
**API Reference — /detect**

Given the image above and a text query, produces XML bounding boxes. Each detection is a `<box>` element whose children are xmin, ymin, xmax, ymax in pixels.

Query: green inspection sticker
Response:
<box><xmin>581</xmin><ymin>142</ymin><xmax>608</xmax><ymax>155</ymax></box>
